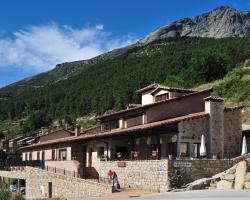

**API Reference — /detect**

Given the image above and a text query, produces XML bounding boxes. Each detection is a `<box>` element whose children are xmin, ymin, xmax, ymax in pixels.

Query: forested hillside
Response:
<box><xmin>1</xmin><ymin>34</ymin><xmax>250</xmax><ymax>135</ymax></box>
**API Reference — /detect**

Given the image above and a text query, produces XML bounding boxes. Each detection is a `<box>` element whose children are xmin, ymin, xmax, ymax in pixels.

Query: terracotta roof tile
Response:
<box><xmin>204</xmin><ymin>96</ymin><xmax>224</xmax><ymax>102</ymax></box>
<box><xmin>136</xmin><ymin>83</ymin><xmax>158</xmax><ymax>93</ymax></box>
<box><xmin>22</xmin><ymin>112</ymin><xmax>209</xmax><ymax>149</ymax></box>
<box><xmin>38</xmin><ymin>129</ymin><xmax>73</xmax><ymax>137</ymax></box>
<box><xmin>97</xmin><ymin>88</ymin><xmax>212</xmax><ymax>120</ymax></box>
<box><xmin>136</xmin><ymin>83</ymin><xmax>195</xmax><ymax>94</ymax></box>
<box><xmin>224</xmin><ymin>105</ymin><xmax>244</xmax><ymax>112</ymax></box>
<box><xmin>150</xmin><ymin>86</ymin><xmax>194</xmax><ymax>95</ymax></box>
<box><xmin>126</xmin><ymin>104</ymin><xmax>142</xmax><ymax>108</ymax></box>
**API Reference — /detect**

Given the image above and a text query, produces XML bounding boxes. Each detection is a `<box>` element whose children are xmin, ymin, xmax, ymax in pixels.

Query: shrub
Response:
<box><xmin>0</xmin><ymin>188</ymin><xmax>11</xmax><ymax>200</ymax></box>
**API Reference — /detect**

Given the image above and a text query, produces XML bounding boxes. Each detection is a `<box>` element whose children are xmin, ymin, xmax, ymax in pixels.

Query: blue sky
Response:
<box><xmin>0</xmin><ymin>0</ymin><xmax>250</xmax><ymax>88</ymax></box>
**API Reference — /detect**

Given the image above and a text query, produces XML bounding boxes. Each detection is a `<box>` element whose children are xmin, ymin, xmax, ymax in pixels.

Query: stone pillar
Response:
<box><xmin>204</xmin><ymin>97</ymin><xmax>224</xmax><ymax>158</ymax></box>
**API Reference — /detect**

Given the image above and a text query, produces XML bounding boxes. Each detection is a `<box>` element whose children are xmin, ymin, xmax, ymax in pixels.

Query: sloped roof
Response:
<box><xmin>39</xmin><ymin>129</ymin><xmax>73</xmax><ymax>137</ymax></box>
<box><xmin>136</xmin><ymin>83</ymin><xmax>159</xmax><ymax>93</ymax></box>
<box><xmin>22</xmin><ymin>112</ymin><xmax>209</xmax><ymax>150</ymax></box>
<box><xmin>96</xmin><ymin>88</ymin><xmax>212</xmax><ymax>120</ymax></box>
<box><xmin>204</xmin><ymin>96</ymin><xmax>224</xmax><ymax>102</ymax></box>
<box><xmin>150</xmin><ymin>86</ymin><xmax>194</xmax><ymax>95</ymax></box>
<box><xmin>224</xmin><ymin>105</ymin><xmax>243</xmax><ymax>112</ymax></box>
<box><xmin>136</xmin><ymin>83</ymin><xmax>194</xmax><ymax>94</ymax></box>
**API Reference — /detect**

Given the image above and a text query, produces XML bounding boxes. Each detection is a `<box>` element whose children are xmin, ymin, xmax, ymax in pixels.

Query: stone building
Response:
<box><xmin>21</xmin><ymin>84</ymin><xmax>242</xmax><ymax>172</ymax></box>
<box><xmin>13</xmin><ymin>84</ymin><xmax>243</xmax><ymax>196</ymax></box>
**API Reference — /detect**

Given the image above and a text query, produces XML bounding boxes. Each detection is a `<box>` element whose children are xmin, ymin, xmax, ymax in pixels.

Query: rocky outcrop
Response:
<box><xmin>235</xmin><ymin>161</ymin><xmax>248</xmax><ymax>189</ymax></box>
<box><xmin>139</xmin><ymin>6</ymin><xmax>250</xmax><ymax>45</ymax></box>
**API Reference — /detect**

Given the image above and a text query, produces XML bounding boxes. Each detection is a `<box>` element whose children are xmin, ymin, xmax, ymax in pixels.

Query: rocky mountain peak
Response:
<box><xmin>139</xmin><ymin>6</ymin><xmax>250</xmax><ymax>45</ymax></box>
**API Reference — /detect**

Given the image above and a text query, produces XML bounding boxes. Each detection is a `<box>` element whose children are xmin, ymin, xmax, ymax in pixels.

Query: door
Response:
<box><xmin>88</xmin><ymin>148</ymin><xmax>93</xmax><ymax>167</ymax></box>
<box><xmin>48</xmin><ymin>182</ymin><xmax>52</xmax><ymax>198</ymax></box>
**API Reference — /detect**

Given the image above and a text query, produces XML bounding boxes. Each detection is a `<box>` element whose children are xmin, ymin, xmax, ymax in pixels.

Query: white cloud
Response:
<box><xmin>0</xmin><ymin>23</ymin><xmax>138</xmax><ymax>72</ymax></box>
<box><xmin>96</xmin><ymin>24</ymin><xmax>104</xmax><ymax>30</ymax></box>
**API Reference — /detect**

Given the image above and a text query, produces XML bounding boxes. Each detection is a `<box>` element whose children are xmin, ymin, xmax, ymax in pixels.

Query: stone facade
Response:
<box><xmin>224</xmin><ymin>109</ymin><xmax>242</xmax><ymax>157</ymax></box>
<box><xmin>95</xmin><ymin>160</ymin><xmax>170</xmax><ymax>192</ymax></box>
<box><xmin>94</xmin><ymin>159</ymin><xmax>236</xmax><ymax>192</ymax></box>
<box><xmin>205</xmin><ymin>99</ymin><xmax>224</xmax><ymax>157</ymax></box>
<box><xmin>178</xmin><ymin>116</ymin><xmax>209</xmax><ymax>157</ymax></box>
<box><xmin>0</xmin><ymin>167</ymin><xmax>111</xmax><ymax>199</ymax></box>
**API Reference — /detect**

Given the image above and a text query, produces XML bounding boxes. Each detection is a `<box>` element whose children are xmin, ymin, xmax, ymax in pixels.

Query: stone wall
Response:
<box><xmin>224</xmin><ymin>109</ymin><xmax>242</xmax><ymax>157</ymax></box>
<box><xmin>178</xmin><ymin>116</ymin><xmax>209</xmax><ymax>157</ymax></box>
<box><xmin>168</xmin><ymin>159</ymin><xmax>235</xmax><ymax>185</ymax></box>
<box><xmin>0</xmin><ymin>167</ymin><xmax>111</xmax><ymax>199</ymax></box>
<box><xmin>205</xmin><ymin>100</ymin><xmax>224</xmax><ymax>157</ymax></box>
<box><xmin>96</xmin><ymin>160</ymin><xmax>170</xmax><ymax>192</ymax></box>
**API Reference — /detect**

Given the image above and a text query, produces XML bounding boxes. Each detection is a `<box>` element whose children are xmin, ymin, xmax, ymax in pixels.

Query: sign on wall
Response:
<box><xmin>159</xmin><ymin>164</ymin><xmax>168</xmax><ymax>174</ymax></box>
<box><xmin>173</xmin><ymin>161</ymin><xmax>192</xmax><ymax>168</ymax></box>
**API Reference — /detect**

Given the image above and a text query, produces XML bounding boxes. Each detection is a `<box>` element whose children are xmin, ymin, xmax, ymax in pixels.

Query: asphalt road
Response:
<box><xmin>68</xmin><ymin>190</ymin><xmax>250</xmax><ymax>200</ymax></box>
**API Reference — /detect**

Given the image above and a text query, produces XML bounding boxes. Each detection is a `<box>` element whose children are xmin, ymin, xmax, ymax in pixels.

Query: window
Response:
<box><xmin>103</xmin><ymin>120</ymin><xmax>119</xmax><ymax>130</ymax></box>
<box><xmin>193</xmin><ymin>143</ymin><xmax>201</xmax><ymax>158</ymax></box>
<box><xmin>98</xmin><ymin>147</ymin><xmax>105</xmax><ymax>158</ymax></box>
<box><xmin>125</xmin><ymin>115</ymin><xmax>143</xmax><ymax>128</ymax></box>
<box><xmin>52</xmin><ymin>149</ymin><xmax>56</xmax><ymax>160</ymax></box>
<box><xmin>155</xmin><ymin>93</ymin><xmax>169</xmax><ymax>102</ymax></box>
<box><xmin>180</xmin><ymin>142</ymin><xmax>189</xmax><ymax>157</ymax></box>
<box><xmin>59</xmin><ymin>149</ymin><xmax>67</xmax><ymax>160</ymax></box>
<box><xmin>37</xmin><ymin>151</ymin><xmax>40</xmax><ymax>160</ymax></box>
<box><xmin>25</xmin><ymin>153</ymin><xmax>28</xmax><ymax>161</ymax></box>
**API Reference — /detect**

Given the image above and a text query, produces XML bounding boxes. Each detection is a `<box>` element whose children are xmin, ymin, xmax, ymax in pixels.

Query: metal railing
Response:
<box><xmin>43</xmin><ymin>165</ymin><xmax>80</xmax><ymax>178</ymax></box>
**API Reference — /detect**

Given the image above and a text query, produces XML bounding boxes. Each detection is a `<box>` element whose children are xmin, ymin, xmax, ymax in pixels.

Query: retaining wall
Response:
<box><xmin>96</xmin><ymin>160</ymin><xmax>170</xmax><ymax>192</ymax></box>
<box><xmin>0</xmin><ymin>167</ymin><xmax>111</xmax><ymax>199</ymax></box>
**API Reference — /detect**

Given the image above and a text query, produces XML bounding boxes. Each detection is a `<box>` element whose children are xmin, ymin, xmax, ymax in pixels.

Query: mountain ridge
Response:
<box><xmin>0</xmin><ymin>5</ymin><xmax>250</xmax><ymax>98</ymax></box>
<box><xmin>139</xmin><ymin>6</ymin><xmax>250</xmax><ymax>45</ymax></box>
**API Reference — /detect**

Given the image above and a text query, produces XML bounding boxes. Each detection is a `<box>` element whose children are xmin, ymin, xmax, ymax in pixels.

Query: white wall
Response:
<box><xmin>141</xmin><ymin>90</ymin><xmax>154</xmax><ymax>105</ymax></box>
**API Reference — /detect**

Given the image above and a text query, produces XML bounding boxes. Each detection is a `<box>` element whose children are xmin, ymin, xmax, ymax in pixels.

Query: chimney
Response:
<box><xmin>204</xmin><ymin>96</ymin><xmax>224</xmax><ymax>158</ymax></box>
<box><xmin>75</xmin><ymin>125</ymin><xmax>81</xmax><ymax>136</ymax></box>
<box><xmin>41</xmin><ymin>127</ymin><xmax>45</xmax><ymax>135</ymax></box>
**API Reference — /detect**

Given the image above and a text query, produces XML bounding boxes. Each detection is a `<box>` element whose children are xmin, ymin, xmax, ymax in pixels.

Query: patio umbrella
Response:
<box><xmin>200</xmin><ymin>134</ymin><xmax>207</xmax><ymax>157</ymax></box>
<box><xmin>241</xmin><ymin>136</ymin><xmax>247</xmax><ymax>155</ymax></box>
